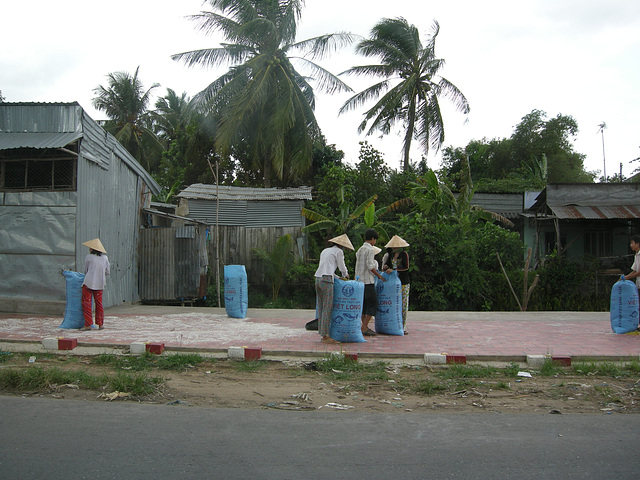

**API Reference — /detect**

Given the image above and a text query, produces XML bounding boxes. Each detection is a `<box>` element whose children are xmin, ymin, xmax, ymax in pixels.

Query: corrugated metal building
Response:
<box><xmin>525</xmin><ymin>183</ymin><xmax>640</xmax><ymax>263</ymax></box>
<box><xmin>0</xmin><ymin>102</ymin><xmax>160</xmax><ymax>314</ymax></box>
<box><xmin>176</xmin><ymin>184</ymin><xmax>312</xmax><ymax>284</ymax></box>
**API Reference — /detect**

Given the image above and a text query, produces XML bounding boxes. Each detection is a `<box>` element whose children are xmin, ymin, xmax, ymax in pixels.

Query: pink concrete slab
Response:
<box><xmin>0</xmin><ymin>307</ymin><xmax>638</xmax><ymax>360</ymax></box>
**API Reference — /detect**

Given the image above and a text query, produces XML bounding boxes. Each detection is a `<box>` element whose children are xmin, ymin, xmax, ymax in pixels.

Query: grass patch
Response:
<box><xmin>156</xmin><ymin>353</ymin><xmax>206</xmax><ymax>371</ymax></box>
<box><xmin>109</xmin><ymin>371</ymin><xmax>162</xmax><ymax>396</ymax></box>
<box><xmin>401</xmin><ymin>379</ymin><xmax>447</xmax><ymax>395</ymax></box>
<box><xmin>539</xmin><ymin>358</ymin><xmax>563</xmax><ymax>376</ymax></box>
<box><xmin>436</xmin><ymin>364</ymin><xmax>499</xmax><ymax>379</ymax></box>
<box><xmin>0</xmin><ymin>351</ymin><xmax>13</xmax><ymax>363</ymax></box>
<box><xmin>502</xmin><ymin>362</ymin><xmax>521</xmax><ymax>378</ymax></box>
<box><xmin>232</xmin><ymin>360</ymin><xmax>267</xmax><ymax>372</ymax></box>
<box><xmin>94</xmin><ymin>353</ymin><xmax>155</xmax><ymax>371</ymax></box>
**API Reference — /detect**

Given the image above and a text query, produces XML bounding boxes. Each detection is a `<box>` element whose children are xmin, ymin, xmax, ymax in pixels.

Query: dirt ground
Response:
<box><xmin>2</xmin><ymin>353</ymin><xmax>639</xmax><ymax>415</ymax></box>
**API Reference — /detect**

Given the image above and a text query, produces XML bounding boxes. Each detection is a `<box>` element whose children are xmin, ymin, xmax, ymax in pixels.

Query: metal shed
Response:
<box><xmin>176</xmin><ymin>184</ymin><xmax>312</xmax><ymax>284</ymax></box>
<box><xmin>0</xmin><ymin>102</ymin><xmax>160</xmax><ymax>314</ymax></box>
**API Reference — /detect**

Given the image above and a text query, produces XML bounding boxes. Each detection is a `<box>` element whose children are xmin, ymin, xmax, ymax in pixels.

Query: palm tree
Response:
<box><xmin>153</xmin><ymin>88</ymin><xmax>191</xmax><ymax>143</ymax></box>
<box><xmin>172</xmin><ymin>0</ymin><xmax>355</xmax><ymax>187</ymax></box>
<box><xmin>92</xmin><ymin>67</ymin><xmax>163</xmax><ymax>171</ymax></box>
<box><xmin>340</xmin><ymin>18</ymin><xmax>470</xmax><ymax>171</ymax></box>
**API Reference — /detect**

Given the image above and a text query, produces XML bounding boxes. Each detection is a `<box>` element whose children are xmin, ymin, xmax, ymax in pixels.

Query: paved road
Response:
<box><xmin>1</xmin><ymin>396</ymin><xmax>638</xmax><ymax>479</ymax></box>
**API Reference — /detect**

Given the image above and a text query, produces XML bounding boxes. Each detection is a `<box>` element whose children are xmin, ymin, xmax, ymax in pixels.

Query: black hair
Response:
<box><xmin>364</xmin><ymin>229</ymin><xmax>378</xmax><ymax>241</ymax></box>
<box><xmin>90</xmin><ymin>249</ymin><xmax>102</xmax><ymax>256</ymax></box>
<box><xmin>632</xmin><ymin>235</ymin><xmax>640</xmax><ymax>244</ymax></box>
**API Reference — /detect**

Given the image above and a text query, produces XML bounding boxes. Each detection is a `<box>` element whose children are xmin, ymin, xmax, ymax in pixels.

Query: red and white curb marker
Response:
<box><xmin>527</xmin><ymin>355</ymin><xmax>572</xmax><ymax>367</ymax></box>
<box><xmin>228</xmin><ymin>346</ymin><xmax>262</xmax><ymax>361</ymax></box>
<box><xmin>423</xmin><ymin>353</ymin><xmax>467</xmax><ymax>365</ymax></box>
<box><xmin>43</xmin><ymin>337</ymin><xmax>77</xmax><ymax>351</ymax></box>
<box><xmin>130</xmin><ymin>342</ymin><xmax>165</xmax><ymax>355</ymax></box>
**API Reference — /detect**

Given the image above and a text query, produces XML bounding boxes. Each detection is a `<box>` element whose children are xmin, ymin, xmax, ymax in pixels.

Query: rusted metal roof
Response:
<box><xmin>178</xmin><ymin>183</ymin><xmax>313</xmax><ymax>201</ymax></box>
<box><xmin>549</xmin><ymin>205</ymin><xmax>640</xmax><ymax>219</ymax></box>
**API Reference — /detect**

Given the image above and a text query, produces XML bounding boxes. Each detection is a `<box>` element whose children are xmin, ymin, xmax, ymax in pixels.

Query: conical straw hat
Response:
<box><xmin>82</xmin><ymin>238</ymin><xmax>107</xmax><ymax>253</ymax></box>
<box><xmin>385</xmin><ymin>235</ymin><xmax>410</xmax><ymax>248</ymax></box>
<box><xmin>372</xmin><ymin>246</ymin><xmax>382</xmax><ymax>255</ymax></box>
<box><xmin>329</xmin><ymin>234</ymin><xmax>354</xmax><ymax>251</ymax></box>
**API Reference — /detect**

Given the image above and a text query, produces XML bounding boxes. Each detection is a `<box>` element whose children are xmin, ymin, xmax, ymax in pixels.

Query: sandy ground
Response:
<box><xmin>1</xmin><ymin>354</ymin><xmax>638</xmax><ymax>415</ymax></box>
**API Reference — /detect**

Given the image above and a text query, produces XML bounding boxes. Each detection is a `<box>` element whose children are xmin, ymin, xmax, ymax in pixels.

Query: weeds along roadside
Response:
<box><xmin>0</xmin><ymin>351</ymin><xmax>639</xmax><ymax>405</ymax></box>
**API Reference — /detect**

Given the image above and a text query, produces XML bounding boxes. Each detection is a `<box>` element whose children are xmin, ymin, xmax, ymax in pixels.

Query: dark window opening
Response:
<box><xmin>1</xmin><ymin>148</ymin><xmax>77</xmax><ymax>191</ymax></box>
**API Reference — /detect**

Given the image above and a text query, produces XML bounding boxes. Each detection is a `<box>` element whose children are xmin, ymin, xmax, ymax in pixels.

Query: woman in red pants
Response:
<box><xmin>80</xmin><ymin>238</ymin><xmax>110</xmax><ymax>330</ymax></box>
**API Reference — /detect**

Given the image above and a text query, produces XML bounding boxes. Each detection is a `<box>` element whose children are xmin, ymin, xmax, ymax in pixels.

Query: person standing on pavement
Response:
<box><xmin>80</xmin><ymin>238</ymin><xmax>110</xmax><ymax>331</ymax></box>
<box><xmin>623</xmin><ymin>235</ymin><xmax>640</xmax><ymax>288</ymax></box>
<box><xmin>314</xmin><ymin>234</ymin><xmax>354</xmax><ymax>344</ymax></box>
<box><xmin>355</xmin><ymin>229</ymin><xmax>385</xmax><ymax>336</ymax></box>
<box><xmin>382</xmin><ymin>235</ymin><xmax>411</xmax><ymax>334</ymax></box>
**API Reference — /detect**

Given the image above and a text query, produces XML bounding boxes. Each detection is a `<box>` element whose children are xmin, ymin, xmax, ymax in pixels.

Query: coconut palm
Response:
<box><xmin>92</xmin><ymin>67</ymin><xmax>163</xmax><ymax>171</ymax></box>
<box><xmin>340</xmin><ymin>18</ymin><xmax>470</xmax><ymax>171</ymax></box>
<box><xmin>172</xmin><ymin>0</ymin><xmax>355</xmax><ymax>187</ymax></box>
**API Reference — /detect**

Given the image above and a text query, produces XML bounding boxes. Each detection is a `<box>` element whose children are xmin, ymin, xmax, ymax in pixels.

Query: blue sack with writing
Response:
<box><xmin>330</xmin><ymin>278</ymin><xmax>366</xmax><ymax>343</ymax></box>
<box><xmin>610</xmin><ymin>275</ymin><xmax>639</xmax><ymax>334</ymax></box>
<box><xmin>60</xmin><ymin>271</ymin><xmax>85</xmax><ymax>329</ymax></box>
<box><xmin>224</xmin><ymin>265</ymin><xmax>248</xmax><ymax>319</ymax></box>
<box><xmin>375</xmin><ymin>270</ymin><xmax>404</xmax><ymax>336</ymax></box>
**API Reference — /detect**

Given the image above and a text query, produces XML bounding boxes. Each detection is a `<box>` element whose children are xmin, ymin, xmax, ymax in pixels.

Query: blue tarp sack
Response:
<box><xmin>375</xmin><ymin>270</ymin><xmax>404</xmax><ymax>336</ymax></box>
<box><xmin>60</xmin><ymin>271</ymin><xmax>85</xmax><ymax>329</ymax></box>
<box><xmin>224</xmin><ymin>265</ymin><xmax>248</xmax><ymax>318</ymax></box>
<box><xmin>610</xmin><ymin>275</ymin><xmax>639</xmax><ymax>334</ymax></box>
<box><xmin>330</xmin><ymin>278</ymin><xmax>366</xmax><ymax>343</ymax></box>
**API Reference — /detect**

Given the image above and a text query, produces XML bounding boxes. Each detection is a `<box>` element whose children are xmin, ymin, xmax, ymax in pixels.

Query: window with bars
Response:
<box><xmin>584</xmin><ymin>230</ymin><xmax>612</xmax><ymax>257</ymax></box>
<box><xmin>1</xmin><ymin>152</ymin><xmax>77</xmax><ymax>191</ymax></box>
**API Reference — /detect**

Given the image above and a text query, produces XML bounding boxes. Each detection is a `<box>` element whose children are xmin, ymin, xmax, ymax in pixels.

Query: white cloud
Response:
<box><xmin>2</xmin><ymin>0</ymin><xmax>639</xmax><ymax>177</ymax></box>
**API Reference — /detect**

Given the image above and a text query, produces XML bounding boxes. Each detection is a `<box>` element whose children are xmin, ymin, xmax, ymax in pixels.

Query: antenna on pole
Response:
<box><xmin>597</xmin><ymin>122</ymin><xmax>607</xmax><ymax>181</ymax></box>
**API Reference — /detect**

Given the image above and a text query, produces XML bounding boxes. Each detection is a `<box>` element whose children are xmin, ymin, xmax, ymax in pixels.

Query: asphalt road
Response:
<box><xmin>1</xmin><ymin>396</ymin><xmax>638</xmax><ymax>479</ymax></box>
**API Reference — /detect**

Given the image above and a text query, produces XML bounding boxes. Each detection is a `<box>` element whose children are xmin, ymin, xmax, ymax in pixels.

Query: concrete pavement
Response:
<box><xmin>1</xmin><ymin>305</ymin><xmax>639</xmax><ymax>363</ymax></box>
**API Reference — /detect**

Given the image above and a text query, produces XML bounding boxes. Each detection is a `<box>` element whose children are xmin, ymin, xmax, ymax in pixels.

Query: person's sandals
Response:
<box><xmin>98</xmin><ymin>326</ymin><xmax>104</xmax><ymax>330</ymax></box>
<box><xmin>79</xmin><ymin>326</ymin><xmax>92</xmax><ymax>331</ymax></box>
<box><xmin>363</xmin><ymin>329</ymin><xmax>377</xmax><ymax>336</ymax></box>
<box><xmin>322</xmin><ymin>337</ymin><xmax>340</xmax><ymax>344</ymax></box>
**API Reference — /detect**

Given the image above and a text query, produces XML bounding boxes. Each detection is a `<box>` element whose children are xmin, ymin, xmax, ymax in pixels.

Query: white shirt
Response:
<box><xmin>83</xmin><ymin>253</ymin><xmax>110</xmax><ymax>290</ymax></box>
<box><xmin>314</xmin><ymin>245</ymin><xmax>348</xmax><ymax>279</ymax></box>
<box><xmin>632</xmin><ymin>251</ymin><xmax>640</xmax><ymax>288</ymax></box>
<box><xmin>355</xmin><ymin>242</ymin><xmax>378</xmax><ymax>284</ymax></box>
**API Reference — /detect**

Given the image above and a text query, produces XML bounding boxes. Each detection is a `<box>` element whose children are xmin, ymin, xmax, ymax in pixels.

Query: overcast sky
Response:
<box><xmin>2</xmin><ymin>0</ymin><xmax>639</xmax><ymax>178</ymax></box>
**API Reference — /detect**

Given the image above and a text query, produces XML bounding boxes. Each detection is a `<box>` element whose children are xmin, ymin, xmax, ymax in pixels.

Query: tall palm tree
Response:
<box><xmin>92</xmin><ymin>67</ymin><xmax>163</xmax><ymax>171</ymax></box>
<box><xmin>340</xmin><ymin>18</ymin><xmax>470</xmax><ymax>171</ymax></box>
<box><xmin>172</xmin><ymin>0</ymin><xmax>355</xmax><ymax>187</ymax></box>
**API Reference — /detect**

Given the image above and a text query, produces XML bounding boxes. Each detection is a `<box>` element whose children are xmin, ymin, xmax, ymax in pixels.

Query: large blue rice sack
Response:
<box><xmin>330</xmin><ymin>278</ymin><xmax>366</xmax><ymax>343</ymax></box>
<box><xmin>610</xmin><ymin>275</ymin><xmax>639</xmax><ymax>334</ymax></box>
<box><xmin>224</xmin><ymin>265</ymin><xmax>248</xmax><ymax>318</ymax></box>
<box><xmin>375</xmin><ymin>270</ymin><xmax>404</xmax><ymax>336</ymax></box>
<box><xmin>60</xmin><ymin>271</ymin><xmax>85</xmax><ymax>329</ymax></box>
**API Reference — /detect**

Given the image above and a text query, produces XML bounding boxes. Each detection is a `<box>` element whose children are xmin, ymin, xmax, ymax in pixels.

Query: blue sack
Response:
<box><xmin>374</xmin><ymin>270</ymin><xmax>404</xmax><ymax>336</ymax></box>
<box><xmin>610</xmin><ymin>275</ymin><xmax>639</xmax><ymax>334</ymax></box>
<box><xmin>60</xmin><ymin>271</ymin><xmax>85</xmax><ymax>329</ymax></box>
<box><xmin>224</xmin><ymin>265</ymin><xmax>248</xmax><ymax>319</ymax></box>
<box><xmin>330</xmin><ymin>278</ymin><xmax>366</xmax><ymax>343</ymax></box>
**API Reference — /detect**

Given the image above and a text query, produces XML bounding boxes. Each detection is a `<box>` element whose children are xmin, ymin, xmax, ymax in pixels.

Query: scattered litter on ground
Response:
<box><xmin>517</xmin><ymin>371</ymin><xmax>532</xmax><ymax>377</ymax></box>
<box><xmin>321</xmin><ymin>402</ymin><xmax>354</xmax><ymax>410</ymax></box>
<box><xmin>291</xmin><ymin>392</ymin><xmax>311</xmax><ymax>402</ymax></box>
<box><xmin>167</xmin><ymin>399</ymin><xmax>192</xmax><ymax>406</ymax></box>
<box><xmin>98</xmin><ymin>391</ymin><xmax>131</xmax><ymax>401</ymax></box>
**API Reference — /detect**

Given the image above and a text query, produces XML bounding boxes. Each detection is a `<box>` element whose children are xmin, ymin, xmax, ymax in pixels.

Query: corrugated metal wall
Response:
<box><xmin>0</xmin><ymin>104</ymin><xmax>158</xmax><ymax>314</ymax></box>
<box><xmin>139</xmin><ymin>226</ymin><xmax>208</xmax><ymax>301</ymax></box>
<box><xmin>76</xmin><ymin>112</ymin><xmax>148</xmax><ymax>308</ymax></box>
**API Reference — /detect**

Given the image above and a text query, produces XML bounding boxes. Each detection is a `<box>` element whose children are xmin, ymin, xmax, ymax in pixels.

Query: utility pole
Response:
<box><xmin>597</xmin><ymin>122</ymin><xmax>607</xmax><ymax>182</ymax></box>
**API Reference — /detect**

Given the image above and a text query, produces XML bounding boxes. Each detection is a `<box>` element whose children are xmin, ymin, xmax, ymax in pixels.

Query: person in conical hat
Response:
<box><xmin>79</xmin><ymin>239</ymin><xmax>110</xmax><ymax>331</ymax></box>
<box><xmin>382</xmin><ymin>235</ymin><xmax>410</xmax><ymax>334</ymax></box>
<box><xmin>355</xmin><ymin>229</ymin><xmax>386</xmax><ymax>337</ymax></box>
<box><xmin>82</xmin><ymin>238</ymin><xmax>107</xmax><ymax>254</ymax></box>
<box><xmin>328</xmin><ymin>234</ymin><xmax>354</xmax><ymax>251</ymax></box>
<box><xmin>313</xmin><ymin>234</ymin><xmax>354</xmax><ymax>344</ymax></box>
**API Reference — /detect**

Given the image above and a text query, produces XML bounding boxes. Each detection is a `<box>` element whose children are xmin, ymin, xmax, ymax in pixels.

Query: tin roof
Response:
<box><xmin>549</xmin><ymin>205</ymin><xmax>640</xmax><ymax>219</ymax></box>
<box><xmin>177</xmin><ymin>183</ymin><xmax>313</xmax><ymax>201</ymax></box>
<box><xmin>0</xmin><ymin>131</ymin><xmax>83</xmax><ymax>149</ymax></box>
